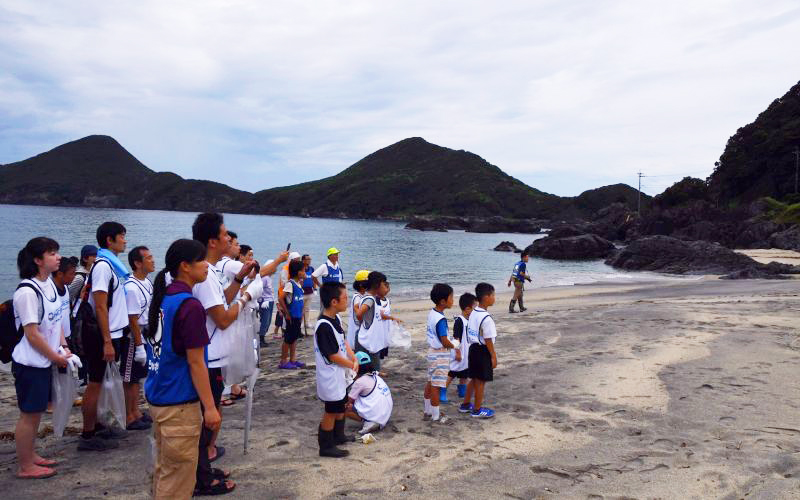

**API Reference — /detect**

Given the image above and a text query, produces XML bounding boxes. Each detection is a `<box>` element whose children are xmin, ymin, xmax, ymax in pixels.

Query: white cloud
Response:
<box><xmin>1</xmin><ymin>0</ymin><xmax>798</xmax><ymax>196</ymax></box>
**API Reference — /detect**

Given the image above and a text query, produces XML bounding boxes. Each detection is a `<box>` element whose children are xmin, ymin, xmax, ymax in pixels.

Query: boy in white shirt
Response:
<box><xmin>443</xmin><ymin>293</ymin><xmax>475</xmax><ymax>403</ymax></box>
<box><xmin>460</xmin><ymin>283</ymin><xmax>498</xmax><ymax>419</ymax></box>
<box><xmin>423</xmin><ymin>284</ymin><xmax>456</xmax><ymax>423</ymax></box>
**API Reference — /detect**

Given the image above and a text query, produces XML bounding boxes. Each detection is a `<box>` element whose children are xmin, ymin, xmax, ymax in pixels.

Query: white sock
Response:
<box><xmin>431</xmin><ymin>405</ymin><xmax>440</xmax><ymax>421</ymax></box>
<box><xmin>424</xmin><ymin>398</ymin><xmax>431</xmax><ymax>415</ymax></box>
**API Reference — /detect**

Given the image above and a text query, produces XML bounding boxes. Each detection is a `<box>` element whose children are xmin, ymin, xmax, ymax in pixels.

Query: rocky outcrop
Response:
<box><xmin>404</xmin><ymin>217</ymin><xmax>448</xmax><ymax>232</ymax></box>
<box><xmin>585</xmin><ymin>203</ymin><xmax>638</xmax><ymax>241</ymax></box>
<box><xmin>404</xmin><ymin>215</ymin><xmax>544</xmax><ymax>234</ymax></box>
<box><xmin>769</xmin><ymin>226</ymin><xmax>800</xmax><ymax>251</ymax></box>
<box><xmin>605</xmin><ymin>235</ymin><xmax>800</xmax><ymax>276</ymax></box>
<box><xmin>493</xmin><ymin>241</ymin><xmax>521</xmax><ymax>252</ymax></box>
<box><xmin>526</xmin><ymin>234</ymin><xmax>615</xmax><ymax>260</ymax></box>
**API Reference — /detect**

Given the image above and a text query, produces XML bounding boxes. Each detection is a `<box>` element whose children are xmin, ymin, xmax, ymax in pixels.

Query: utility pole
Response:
<box><xmin>637</xmin><ymin>171</ymin><xmax>643</xmax><ymax>215</ymax></box>
<box><xmin>794</xmin><ymin>146</ymin><xmax>800</xmax><ymax>195</ymax></box>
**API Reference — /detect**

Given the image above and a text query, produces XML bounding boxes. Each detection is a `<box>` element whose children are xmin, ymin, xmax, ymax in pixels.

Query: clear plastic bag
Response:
<box><xmin>388</xmin><ymin>321</ymin><xmax>411</xmax><ymax>349</ymax></box>
<box><xmin>98</xmin><ymin>361</ymin><xmax>126</xmax><ymax>429</ymax></box>
<box><xmin>51</xmin><ymin>366</ymin><xmax>78</xmax><ymax>437</ymax></box>
<box><xmin>223</xmin><ymin>309</ymin><xmax>258</xmax><ymax>386</ymax></box>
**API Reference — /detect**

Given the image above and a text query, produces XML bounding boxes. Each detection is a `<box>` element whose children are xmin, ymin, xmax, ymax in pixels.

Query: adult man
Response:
<box><xmin>123</xmin><ymin>246</ymin><xmax>155</xmax><ymax>430</ymax></box>
<box><xmin>507</xmin><ymin>252</ymin><xmax>532</xmax><ymax>313</ymax></box>
<box><xmin>68</xmin><ymin>245</ymin><xmax>97</xmax><ymax>306</ymax></box>
<box><xmin>79</xmin><ymin>222</ymin><xmax>131</xmax><ymax>451</ymax></box>
<box><xmin>312</xmin><ymin>247</ymin><xmax>344</xmax><ymax>285</ymax></box>
<box><xmin>301</xmin><ymin>254</ymin><xmax>316</xmax><ymax>335</ymax></box>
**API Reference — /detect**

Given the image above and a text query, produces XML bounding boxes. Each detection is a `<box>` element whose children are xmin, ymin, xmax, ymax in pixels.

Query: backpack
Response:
<box><xmin>0</xmin><ymin>283</ymin><xmax>44</xmax><ymax>363</ymax></box>
<box><xmin>70</xmin><ymin>261</ymin><xmax>115</xmax><ymax>357</ymax></box>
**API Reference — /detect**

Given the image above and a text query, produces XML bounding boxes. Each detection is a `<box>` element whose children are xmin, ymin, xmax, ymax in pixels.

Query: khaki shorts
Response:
<box><xmin>427</xmin><ymin>348</ymin><xmax>450</xmax><ymax>388</ymax></box>
<box><xmin>150</xmin><ymin>402</ymin><xmax>202</xmax><ymax>499</ymax></box>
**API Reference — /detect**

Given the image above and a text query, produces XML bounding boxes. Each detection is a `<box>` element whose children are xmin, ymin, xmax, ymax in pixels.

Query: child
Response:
<box><xmin>354</xmin><ymin>272</ymin><xmax>388</xmax><ymax>372</ymax></box>
<box><xmin>460</xmin><ymin>283</ymin><xmax>497</xmax><ymax>419</ymax></box>
<box><xmin>423</xmin><ymin>284</ymin><xmax>456</xmax><ymax>423</ymax></box>
<box><xmin>377</xmin><ymin>281</ymin><xmax>401</xmax><ymax>365</ymax></box>
<box><xmin>442</xmin><ymin>293</ymin><xmax>475</xmax><ymax>403</ymax></box>
<box><xmin>278</xmin><ymin>259</ymin><xmax>306</xmax><ymax>369</ymax></box>
<box><xmin>507</xmin><ymin>251</ymin><xmax>532</xmax><ymax>313</ymax></box>
<box><xmin>345</xmin><ymin>352</ymin><xmax>393</xmax><ymax>435</ymax></box>
<box><xmin>346</xmin><ymin>270</ymin><xmax>370</xmax><ymax>350</ymax></box>
<box><xmin>314</xmin><ymin>282</ymin><xmax>358</xmax><ymax>458</ymax></box>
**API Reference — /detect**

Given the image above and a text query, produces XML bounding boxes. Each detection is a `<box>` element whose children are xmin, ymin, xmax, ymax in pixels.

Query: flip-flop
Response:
<box><xmin>17</xmin><ymin>467</ymin><xmax>57</xmax><ymax>479</ymax></box>
<box><xmin>211</xmin><ymin>468</ymin><xmax>231</xmax><ymax>479</ymax></box>
<box><xmin>33</xmin><ymin>458</ymin><xmax>58</xmax><ymax>467</ymax></box>
<box><xmin>209</xmin><ymin>445</ymin><xmax>226</xmax><ymax>463</ymax></box>
<box><xmin>229</xmin><ymin>389</ymin><xmax>247</xmax><ymax>400</ymax></box>
<box><xmin>220</xmin><ymin>399</ymin><xmax>235</xmax><ymax>407</ymax></box>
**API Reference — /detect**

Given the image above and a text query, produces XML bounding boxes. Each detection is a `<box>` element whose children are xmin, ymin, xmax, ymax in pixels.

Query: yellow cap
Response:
<box><xmin>354</xmin><ymin>270</ymin><xmax>370</xmax><ymax>282</ymax></box>
<box><xmin>327</xmin><ymin>247</ymin><xmax>340</xmax><ymax>257</ymax></box>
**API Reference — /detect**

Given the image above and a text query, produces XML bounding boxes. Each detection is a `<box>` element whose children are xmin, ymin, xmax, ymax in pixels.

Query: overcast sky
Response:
<box><xmin>1</xmin><ymin>1</ymin><xmax>798</xmax><ymax>196</ymax></box>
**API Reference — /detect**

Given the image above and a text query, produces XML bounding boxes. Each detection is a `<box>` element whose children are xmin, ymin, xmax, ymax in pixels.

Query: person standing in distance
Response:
<box><xmin>312</xmin><ymin>247</ymin><xmax>343</xmax><ymax>285</ymax></box>
<box><xmin>507</xmin><ymin>252</ymin><xmax>532</xmax><ymax>313</ymax></box>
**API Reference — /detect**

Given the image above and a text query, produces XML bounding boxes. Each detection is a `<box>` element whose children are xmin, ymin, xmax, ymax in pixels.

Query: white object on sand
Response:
<box><xmin>361</xmin><ymin>433</ymin><xmax>376</xmax><ymax>444</ymax></box>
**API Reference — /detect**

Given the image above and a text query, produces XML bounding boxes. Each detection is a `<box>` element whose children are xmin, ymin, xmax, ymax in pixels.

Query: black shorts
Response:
<box><xmin>209</xmin><ymin>367</ymin><xmax>224</xmax><ymax>407</ymax></box>
<box><xmin>448</xmin><ymin>369</ymin><xmax>470</xmax><ymax>379</ymax></box>
<box><xmin>12</xmin><ymin>361</ymin><xmax>52</xmax><ymax>413</ymax></box>
<box><xmin>119</xmin><ymin>331</ymin><xmax>149</xmax><ymax>383</ymax></box>
<box><xmin>283</xmin><ymin>317</ymin><xmax>302</xmax><ymax>344</ymax></box>
<box><xmin>322</xmin><ymin>396</ymin><xmax>347</xmax><ymax>414</ymax></box>
<box><xmin>84</xmin><ymin>329</ymin><xmax>123</xmax><ymax>383</ymax></box>
<box><xmin>468</xmin><ymin>344</ymin><xmax>493</xmax><ymax>382</ymax></box>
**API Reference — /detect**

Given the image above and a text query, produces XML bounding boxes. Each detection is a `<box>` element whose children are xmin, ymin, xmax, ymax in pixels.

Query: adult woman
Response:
<box><xmin>12</xmin><ymin>237</ymin><xmax>70</xmax><ymax>479</ymax></box>
<box><xmin>144</xmin><ymin>239</ymin><xmax>233</xmax><ymax>498</ymax></box>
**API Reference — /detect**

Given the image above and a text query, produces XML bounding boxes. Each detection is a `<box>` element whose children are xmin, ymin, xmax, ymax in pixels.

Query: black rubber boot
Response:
<box><xmin>318</xmin><ymin>426</ymin><xmax>349</xmax><ymax>458</ymax></box>
<box><xmin>333</xmin><ymin>418</ymin><xmax>352</xmax><ymax>445</ymax></box>
<box><xmin>509</xmin><ymin>300</ymin><xmax>517</xmax><ymax>313</ymax></box>
<box><xmin>518</xmin><ymin>298</ymin><xmax>527</xmax><ymax>312</ymax></box>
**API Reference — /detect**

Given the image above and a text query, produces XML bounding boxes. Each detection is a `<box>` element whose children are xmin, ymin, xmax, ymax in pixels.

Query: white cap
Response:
<box><xmin>264</xmin><ymin>259</ymin><xmax>275</xmax><ymax>266</ymax></box>
<box><xmin>289</xmin><ymin>251</ymin><xmax>301</xmax><ymax>260</ymax></box>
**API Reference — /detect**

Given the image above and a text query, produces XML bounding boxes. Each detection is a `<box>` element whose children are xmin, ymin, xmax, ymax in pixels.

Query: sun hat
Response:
<box><xmin>289</xmin><ymin>251</ymin><xmax>301</xmax><ymax>260</ymax></box>
<box><xmin>81</xmin><ymin>245</ymin><xmax>98</xmax><ymax>259</ymax></box>
<box><xmin>355</xmin><ymin>351</ymin><xmax>372</xmax><ymax>366</ymax></box>
<box><xmin>354</xmin><ymin>270</ymin><xmax>370</xmax><ymax>282</ymax></box>
<box><xmin>326</xmin><ymin>247</ymin><xmax>340</xmax><ymax>257</ymax></box>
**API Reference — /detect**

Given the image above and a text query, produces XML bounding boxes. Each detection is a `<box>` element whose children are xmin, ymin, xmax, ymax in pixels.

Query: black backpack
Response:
<box><xmin>0</xmin><ymin>283</ymin><xmax>44</xmax><ymax>363</ymax></box>
<box><xmin>70</xmin><ymin>261</ymin><xmax>115</xmax><ymax>357</ymax></box>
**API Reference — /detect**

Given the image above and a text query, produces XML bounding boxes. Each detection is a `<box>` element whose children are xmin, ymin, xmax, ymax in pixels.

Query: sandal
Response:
<box><xmin>17</xmin><ymin>466</ymin><xmax>57</xmax><ymax>479</ymax></box>
<box><xmin>229</xmin><ymin>388</ymin><xmax>247</xmax><ymax>401</ymax></box>
<box><xmin>211</xmin><ymin>468</ymin><xmax>231</xmax><ymax>479</ymax></box>
<box><xmin>194</xmin><ymin>478</ymin><xmax>236</xmax><ymax>496</ymax></box>
<box><xmin>33</xmin><ymin>458</ymin><xmax>58</xmax><ymax>467</ymax></box>
<box><xmin>220</xmin><ymin>399</ymin><xmax>235</xmax><ymax>407</ymax></box>
<box><xmin>209</xmin><ymin>445</ymin><xmax>226</xmax><ymax>463</ymax></box>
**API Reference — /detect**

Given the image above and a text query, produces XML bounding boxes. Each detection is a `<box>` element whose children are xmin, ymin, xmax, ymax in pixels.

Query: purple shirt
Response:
<box><xmin>166</xmin><ymin>280</ymin><xmax>210</xmax><ymax>356</ymax></box>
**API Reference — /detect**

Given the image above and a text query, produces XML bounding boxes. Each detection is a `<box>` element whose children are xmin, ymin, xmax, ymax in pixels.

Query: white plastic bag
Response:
<box><xmin>388</xmin><ymin>321</ymin><xmax>411</xmax><ymax>349</ymax></box>
<box><xmin>98</xmin><ymin>362</ymin><xmax>126</xmax><ymax>429</ymax></box>
<box><xmin>51</xmin><ymin>366</ymin><xmax>78</xmax><ymax>437</ymax></box>
<box><xmin>223</xmin><ymin>309</ymin><xmax>258</xmax><ymax>386</ymax></box>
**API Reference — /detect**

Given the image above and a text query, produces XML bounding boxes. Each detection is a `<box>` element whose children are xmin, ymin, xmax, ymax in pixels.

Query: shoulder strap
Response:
<box><xmin>125</xmin><ymin>278</ymin><xmax>150</xmax><ymax>316</ymax></box>
<box><xmin>363</xmin><ymin>373</ymin><xmax>379</xmax><ymax>397</ymax></box>
<box><xmin>16</xmin><ymin>282</ymin><xmax>44</xmax><ymax>323</ymax></box>
<box><xmin>477</xmin><ymin>314</ymin><xmax>491</xmax><ymax>344</ymax></box>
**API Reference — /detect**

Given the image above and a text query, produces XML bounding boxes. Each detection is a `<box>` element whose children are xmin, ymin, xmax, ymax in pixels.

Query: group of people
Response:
<box><xmin>6</xmin><ymin>212</ymin><xmax>526</xmax><ymax>498</ymax></box>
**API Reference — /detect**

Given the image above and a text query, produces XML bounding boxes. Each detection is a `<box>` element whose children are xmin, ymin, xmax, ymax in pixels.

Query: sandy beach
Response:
<box><xmin>1</xmin><ymin>277</ymin><xmax>799</xmax><ymax>499</ymax></box>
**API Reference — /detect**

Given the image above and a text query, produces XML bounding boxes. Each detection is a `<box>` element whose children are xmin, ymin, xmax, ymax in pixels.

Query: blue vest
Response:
<box><xmin>303</xmin><ymin>266</ymin><xmax>315</xmax><ymax>290</ymax></box>
<box><xmin>513</xmin><ymin>260</ymin><xmax>526</xmax><ymax>280</ymax></box>
<box><xmin>322</xmin><ymin>263</ymin><xmax>343</xmax><ymax>284</ymax></box>
<box><xmin>289</xmin><ymin>281</ymin><xmax>304</xmax><ymax>318</ymax></box>
<box><xmin>144</xmin><ymin>292</ymin><xmax>205</xmax><ymax>406</ymax></box>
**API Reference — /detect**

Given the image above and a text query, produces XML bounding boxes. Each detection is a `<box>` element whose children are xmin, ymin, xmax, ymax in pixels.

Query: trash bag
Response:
<box><xmin>98</xmin><ymin>361</ymin><xmax>126</xmax><ymax>429</ymax></box>
<box><xmin>52</xmin><ymin>366</ymin><xmax>78</xmax><ymax>437</ymax></box>
<box><xmin>223</xmin><ymin>309</ymin><xmax>258</xmax><ymax>386</ymax></box>
<box><xmin>388</xmin><ymin>321</ymin><xmax>411</xmax><ymax>349</ymax></box>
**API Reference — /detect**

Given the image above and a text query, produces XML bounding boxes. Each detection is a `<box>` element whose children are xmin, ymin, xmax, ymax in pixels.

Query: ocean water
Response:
<box><xmin>0</xmin><ymin>204</ymin><xmax>683</xmax><ymax>300</ymax></box>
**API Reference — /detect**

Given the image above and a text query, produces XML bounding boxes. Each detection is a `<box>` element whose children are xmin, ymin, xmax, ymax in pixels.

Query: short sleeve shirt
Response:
<box><xmin>124</xmin><ymin>277</ymin><xmax>153</xmax><ymax>326</ymax></box>
<box><xmin>316</xmin><ymin>314</ymin><xmax>343</xmax><ymax>359</ymax></box>
<box><xmin>480</xmin><ymin>314</ymin><xmax>497</xmax><ymax>342</ymax></box>
<box><xmin>192</xmin><ymin>261</ymin><xmax>227</xmax><ymax>366</ymax></box>
<box><xmin>283</xmin><ymin>281</ymin><xmax>295</xmax><ymax>304</ymax></box>
<box><xmin>348</xmin><ymin>374</ymin><xmax>375</xmax><ymax>400</ymax></box>
<box><xmin>88</xmin><ymin>259</ymin><xmax>129</xmax><ymax>338</ymax></box>
<box><xmin>167</xmin><ymin>281</ymin><xmax>210</xmax><ymax>356</ymax></box>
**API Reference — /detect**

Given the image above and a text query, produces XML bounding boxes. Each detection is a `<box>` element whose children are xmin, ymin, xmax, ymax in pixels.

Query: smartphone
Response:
<box><xmin>286</xmin><ymin>242</ymin><xmax>291</xmax><ymax>251</ymax></box>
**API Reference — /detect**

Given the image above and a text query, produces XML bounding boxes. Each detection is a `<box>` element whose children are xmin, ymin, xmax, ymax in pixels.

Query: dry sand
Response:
<box><xmin>1</xmin><ymin>278</ymin><xmax>799</xmax><ymax>499</ymax></box>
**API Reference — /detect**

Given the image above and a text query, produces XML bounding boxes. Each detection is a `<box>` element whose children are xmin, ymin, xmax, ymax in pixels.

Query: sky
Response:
<box><xmin>1</xmin><ymin>1</ymin><xmax>799</xmax><ymax>197</ymax></box>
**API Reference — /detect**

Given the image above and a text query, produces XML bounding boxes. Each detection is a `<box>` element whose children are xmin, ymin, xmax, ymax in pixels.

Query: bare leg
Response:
<box><xmin>16</xmin><ymin>412</ymin><xmax>52</xmax><ymax>477</ymax></box>
<box><xmin>82</xmin><ymin>381</ymin><xmax>101</xmax><ymax>432</ymax></box>
<box><xmin>473</xmin><ymin>380</ymin><xmax>486</xmax><ymax>410</ymax></box>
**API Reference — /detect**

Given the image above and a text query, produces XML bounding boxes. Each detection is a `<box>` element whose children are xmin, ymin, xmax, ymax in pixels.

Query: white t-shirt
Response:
<box><xmin>124</xmin><ymin>276</ymin><xmax>153</xmax><ymax>327</ymax></box>
<box><xmin>466</xmin><ymin>307</ymin><xmax>497</xmax><ymax>346</ymax></box>
<box><xmin>88</xmin><ymin>259</ymin><xmax>129</xmax><ymax>339</ymax></box>
<box><xmin>218</xmin><ymin>256</ymin><xmax>243</xmax><ymax>286</ymax></box>
<box><xmin>192</xmin><ymin>261</ymin><xmax>228</xmax><ymax>368</ymax></box>
<box><xmin>259</xmin><ymin>273</ymin><xmax>275</xmax><ymax>305</ymax></box>
<box><xmin>12</xmin><ymin>278</ymin><xmax>64</xmax><ymax>368</ymax></box>
<box><xmin>57</xmin><ymin>285</ymin><xmax>71</xmax><ymax>338</ymax></box>
<box><xmin>312</xmin><ymin>260</ymin><xmax>340</xmax><ymax>280</ymax></box>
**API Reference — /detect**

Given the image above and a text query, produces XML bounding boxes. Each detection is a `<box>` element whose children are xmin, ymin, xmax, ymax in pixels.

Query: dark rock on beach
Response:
<box><xmin>605</xmin><ymin>235</ymin><xmax>800</xmax><ymax>276</ymax></box>
<box><xmin>493</xmin><ymin>241</ymin><xmax>521</xmax><ymax>252</ymax></box>
<box><xmin>404</xmin><ymin>217</ymin><xmax>448</xmax><ymax>232</ymax></box>
<box><xmin>769</xmin><ymin>226</ymin><xmax>800</xmax><ymax>251</ymax></box>
<box><xmin>526</xmin><ymin>234</ymin><xmax>616</xmax><ymax>260</ymax></box>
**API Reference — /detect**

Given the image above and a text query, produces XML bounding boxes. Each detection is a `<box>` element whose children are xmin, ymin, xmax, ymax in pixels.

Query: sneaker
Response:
<box><xmin>471</xmin><ymin>407</ymin><xmax>495</xmax><ymax>419</ymax></box>
<box><xmin>358</xmin><ymin>421</ymin><xmax>381</xmax><ymax>435</ymax></box>
<box><xmin>96</xmin><ymin>425</ymin><xmax>127</xmax><ymax>440</ymax></box>
<box><xmin>458</xmin><ymin>403</ymin><xmax>474</xmax><ymax>413</ymax></box>
<box><xmin>126</xmin><ymin>418</ymin><xmax>151</xmax><ymax>431</ymax></box>
<box><xmin>278</xmin><ymin>361</ymin><xmax>297</xmax><ymax>370</ymax></box>
<box><xmin>290</xmin><ymin>361</ymin><xmax>306</xmax><ymax>368</ymax></box>
<box><xmin>78</xmin><ymin>435</ymin><xmax>119</xmax><ymax>451</ymax></box>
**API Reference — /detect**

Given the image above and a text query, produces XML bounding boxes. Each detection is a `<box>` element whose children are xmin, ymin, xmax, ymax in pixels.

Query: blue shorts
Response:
<box><xmin>12</xmin><ymin>361</ymin><xmax>52</xmax><ymax>413</ymax></box>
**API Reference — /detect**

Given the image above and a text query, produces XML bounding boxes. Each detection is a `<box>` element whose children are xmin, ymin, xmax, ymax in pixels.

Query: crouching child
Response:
<box><xmin>345</xmin><ymin>352</ymin><xmax>393</xmax><ymax>435</ymax></box>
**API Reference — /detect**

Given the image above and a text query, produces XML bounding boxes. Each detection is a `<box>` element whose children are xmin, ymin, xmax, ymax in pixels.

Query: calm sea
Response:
<box><xmin>0</xmin><ymin>204</ymin><xmax>680</xmax><ymax>300</ymax></box>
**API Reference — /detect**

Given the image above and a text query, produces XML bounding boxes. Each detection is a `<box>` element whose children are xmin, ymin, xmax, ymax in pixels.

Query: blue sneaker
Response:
<box><xmin>458</xmin><ymin>403</ymin><xmax>473</xmax><ymax>413</ymax></box>
<box><xmin>439</xmin><ymin>387</ymin><xmax>449</xmax><ymax>403</ymax></box>
<box><xmin>471</xmin><ymin>407</ymin><xmax>495</xmax><ymax>419</ymax></box>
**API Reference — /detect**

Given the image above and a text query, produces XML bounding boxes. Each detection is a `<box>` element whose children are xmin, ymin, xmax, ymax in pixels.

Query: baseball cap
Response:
<box><xmin>327</xmin><ymin>247</ymin><xmax>340</xmax><ymax>257</ymax></box>
<box><xmin>355</xmin><ymin>352</ymin><xmax>371</xmax><ymax>366</ymax></box>
<box><xmin>354</xmin><ymin>270</ymin><xmax>370</xmax><ymax>282</ymax></box>
<box><xmin>289</xmin><ymin>251</ymin><xmax>301</xmax><ymax>260</ymax></box>
<box><xmin>81</xmin><ymin>245</ymin><xmax>98</xmax><ymax>259</ymax></box>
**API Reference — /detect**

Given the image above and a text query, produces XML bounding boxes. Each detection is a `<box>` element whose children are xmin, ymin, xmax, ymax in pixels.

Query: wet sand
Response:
<box><xmin>1</xmin><ymin>278</ymin><xmax>799</xmax><ymax>498</ymax></box>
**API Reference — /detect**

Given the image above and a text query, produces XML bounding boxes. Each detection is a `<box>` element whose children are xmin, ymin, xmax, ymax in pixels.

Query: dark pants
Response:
<box><xmin>196</xmin><ymin>403</ymin><xmax>214</xmax><ymax>488</ymax></box>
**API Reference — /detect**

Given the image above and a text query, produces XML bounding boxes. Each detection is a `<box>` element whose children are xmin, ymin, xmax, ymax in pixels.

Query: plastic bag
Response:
<box><xmin>98</xmin><ymin>361</ymin><xmax>126</xmax><ymax>429</ymax></box>
<box><xmin>223</xmin><ymin>309</ymin><xmax>258</xmax><ymax>386</ymax></box>
<box><xmin>51</xmin><ymin>366</ymin><xmax>78</xmax><ymax>437</ymax></box>
<box><xmin>388</xmin><ymin>321</ymin><xmax>411</xmax><ymax>349</ymax></box>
